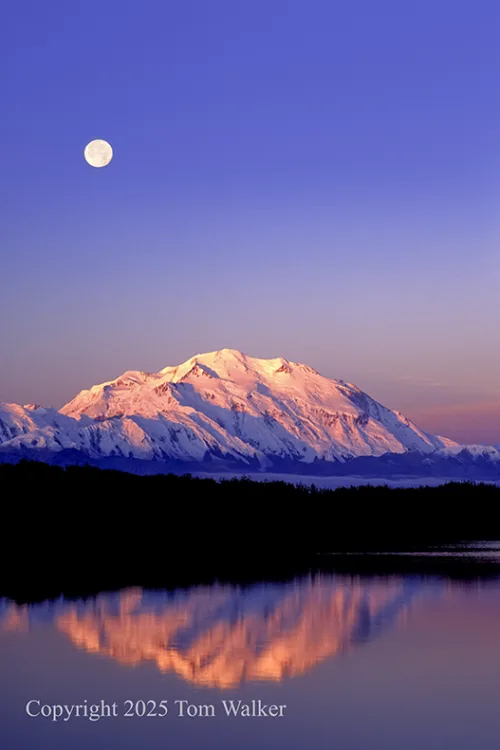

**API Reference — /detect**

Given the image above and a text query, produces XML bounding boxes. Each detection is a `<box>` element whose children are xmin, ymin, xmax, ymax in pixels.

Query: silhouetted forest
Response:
<box><xmin>1</xmin><ymin>460</ymin><xmax>499</xmax><ymax>601</ymax></box>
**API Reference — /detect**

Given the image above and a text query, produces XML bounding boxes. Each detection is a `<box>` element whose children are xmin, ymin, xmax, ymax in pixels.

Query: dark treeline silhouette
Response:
<box><xmin>1</xmin><ymin>460</ymin><xmax>499</xmax><ymax>601</ymax></box>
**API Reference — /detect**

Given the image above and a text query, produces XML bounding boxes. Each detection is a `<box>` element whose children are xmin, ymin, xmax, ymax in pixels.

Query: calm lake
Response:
<box><xmin>1</xmin><ymin>554</ymin><xmax>500</xmax><ymax>749</ymax></box>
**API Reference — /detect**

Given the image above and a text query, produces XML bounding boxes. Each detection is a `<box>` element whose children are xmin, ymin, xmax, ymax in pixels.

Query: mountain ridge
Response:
<box><xmin>0</xmin><ymin>349</ymin><xmax>498</xmax><ymax>477</ymax></box>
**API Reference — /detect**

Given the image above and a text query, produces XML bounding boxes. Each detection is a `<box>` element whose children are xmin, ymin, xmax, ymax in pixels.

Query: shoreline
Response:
<box><xmin>3</xmin><ymin>549</ymin><xmax>500</xmax><ymax>604</ymax></box>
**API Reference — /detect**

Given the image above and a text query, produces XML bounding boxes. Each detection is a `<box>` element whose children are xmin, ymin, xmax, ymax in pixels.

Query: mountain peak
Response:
<box><xmin>6</xmin><ymin>349</ymin><xmax>492</xmax><ymax>473</ymax></box>
<box><xmin>45</xmin><ymin>349</ymin><xmax>465</xmax><ymax>464</ymax></box>
<box><xmin>159</xmin><ymin>349</ymin><xmax>295</xmax><ymax>383</ymax></box>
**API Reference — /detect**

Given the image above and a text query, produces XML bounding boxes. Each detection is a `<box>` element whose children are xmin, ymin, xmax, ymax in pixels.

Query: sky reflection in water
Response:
<box><xmin>1</xmin><ymin>574</ymin><xmax>500</xmax><ymax>750</ymax></box>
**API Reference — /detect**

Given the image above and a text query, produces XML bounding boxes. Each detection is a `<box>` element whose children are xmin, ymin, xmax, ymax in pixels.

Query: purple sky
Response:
<box><xmin>1</xmin><ymin>0</ymin><xmax>499</xmax><ymax>444</ymax></box>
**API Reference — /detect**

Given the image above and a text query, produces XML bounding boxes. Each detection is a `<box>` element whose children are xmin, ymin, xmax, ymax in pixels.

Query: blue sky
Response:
<box><xmin>1</xmin><ymin>0</ymin><xmax>499</xmax><ymax>443</ymax></box>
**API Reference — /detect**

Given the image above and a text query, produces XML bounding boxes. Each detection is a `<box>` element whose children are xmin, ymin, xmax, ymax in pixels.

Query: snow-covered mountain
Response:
<box><xmin>0</xmin><ymin>349</ymin><xmax>498</xmax><ymax>475</ymax></box>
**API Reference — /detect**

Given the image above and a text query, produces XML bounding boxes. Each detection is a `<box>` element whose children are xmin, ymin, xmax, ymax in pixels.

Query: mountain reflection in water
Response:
<box><xmin>0</xmin><ymin>577</ymin><xmax>439</xmax><ymax>688</ymax></box>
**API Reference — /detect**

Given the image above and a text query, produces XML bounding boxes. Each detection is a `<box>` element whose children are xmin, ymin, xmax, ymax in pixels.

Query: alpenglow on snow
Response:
<box><xmin>0</xmin><ymin>349</ymin><xmax>498</xmax><ymax>474</ymax></box>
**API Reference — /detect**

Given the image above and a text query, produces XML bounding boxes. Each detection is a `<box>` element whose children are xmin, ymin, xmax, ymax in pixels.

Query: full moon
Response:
<box><xmin>84</xmin><ymin>139</ymin><xmax>113</xmax><ymax>168</ymax></box>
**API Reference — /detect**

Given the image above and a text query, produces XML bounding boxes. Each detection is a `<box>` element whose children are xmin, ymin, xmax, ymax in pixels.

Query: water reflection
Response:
<box><xmin>0</xmin><ymin>577</ymin><xmax>440</xmax><ymax>688</ymax></box>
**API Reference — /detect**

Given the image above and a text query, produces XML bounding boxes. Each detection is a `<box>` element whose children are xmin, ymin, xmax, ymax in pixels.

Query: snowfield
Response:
<box><xmin>0</xmin><ymin>349</ymin><xmax>498</xmax><ymax>476</ymax></box>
